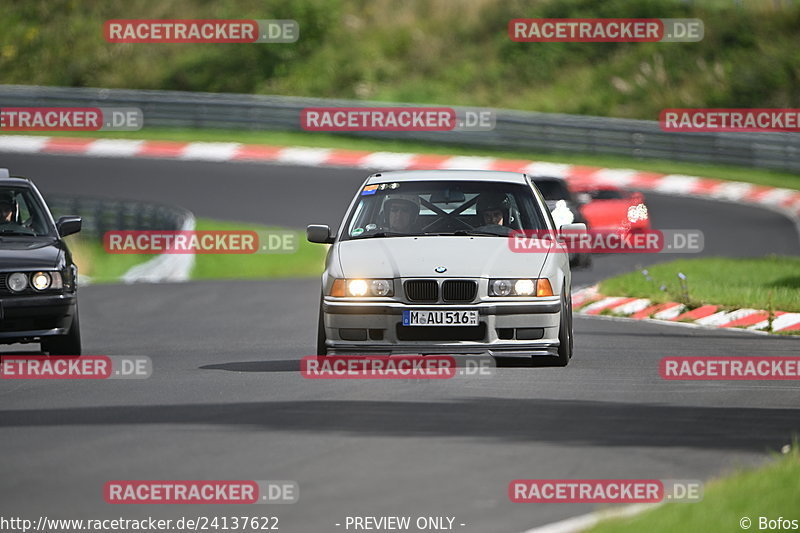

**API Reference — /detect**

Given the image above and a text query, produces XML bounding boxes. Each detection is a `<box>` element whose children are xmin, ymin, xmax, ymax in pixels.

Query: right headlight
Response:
<box><xmin>489</xmin><ymin>278</ymin><xmax>553</xmax><ymax>297</ymax></box>
<box><xmin>330</xmin><ymin>278</ymin><xmax>394</xmax><ymax>297</ymax></box>
<box><xmin>7</xmin><ymin>272</ymin><xmax>28</xmax><ymax>292</ymax></box>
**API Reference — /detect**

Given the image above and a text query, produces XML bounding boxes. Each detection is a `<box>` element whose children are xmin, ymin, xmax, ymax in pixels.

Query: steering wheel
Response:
<box><xmin>422</xmin><ymin>216</ymin><xmax>474</xmax><ymax>233</ymax></box>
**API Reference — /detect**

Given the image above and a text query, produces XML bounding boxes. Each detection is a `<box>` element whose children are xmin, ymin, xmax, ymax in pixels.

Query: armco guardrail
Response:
<box><xmin>45</xmin><ymin>195</ymin><xmax>193</xmax><ymax>240</ymax></box>
<box><xmin>1</xmin><ymin>85</ymin><xmax>799</xmax><ymax>173</ymax></box>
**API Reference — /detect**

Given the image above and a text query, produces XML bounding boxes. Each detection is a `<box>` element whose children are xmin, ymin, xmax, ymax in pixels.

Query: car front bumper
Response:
<box><xmin>0</xmin><ymin>293</ymin><xmax>77</xmax><ymax>342</ymax></box>
<box><xmin>322</xmin><ymin>297</ymin><xmax>562</xmax><ymax>357</ymax></box>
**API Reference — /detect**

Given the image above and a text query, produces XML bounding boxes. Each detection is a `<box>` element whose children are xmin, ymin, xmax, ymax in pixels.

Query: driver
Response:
<box><xmin>476</xmin><ymin>192</ymin><xmax>510</xmax><ymax>227</ymax></box>
<box><xmin>383</xmin><ymin>194</ymin><xmax>420</xmax><ymax>233</ymax></box>
<box><xmin>0</xmin><ymin>192</ymin><xmax>18</xmax><ymax>224</ymax></box>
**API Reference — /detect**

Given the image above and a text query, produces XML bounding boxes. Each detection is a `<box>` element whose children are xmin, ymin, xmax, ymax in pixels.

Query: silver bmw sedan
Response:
<box><xmin>307</xmin><ymin>170</ymin><xmax>585</xmax><ymax>366</ymax></box>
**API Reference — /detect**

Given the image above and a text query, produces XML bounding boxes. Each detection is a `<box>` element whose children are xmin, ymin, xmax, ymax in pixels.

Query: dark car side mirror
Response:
<box><xmin>307</xmin><ymin>224</ymin><xmax>334</xmax><ymax>244</ymax></box>
<box><xmin>56</xmin><ymin>216</ymin><xmax>82</xmax><ymax>237</ymax></box>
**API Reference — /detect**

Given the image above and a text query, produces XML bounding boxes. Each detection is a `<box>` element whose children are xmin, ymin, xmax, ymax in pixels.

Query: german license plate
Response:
<box><xmin>402</xmin><ymin>310</ymin><xmax>479</xmax><ymax>326</ymax></box>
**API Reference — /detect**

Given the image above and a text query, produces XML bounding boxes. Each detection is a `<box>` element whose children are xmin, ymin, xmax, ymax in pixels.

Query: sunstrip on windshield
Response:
<box><xmin>361</xmin><ymin>184</ymin><xmax>379</xmax><ymax>195</ymax></box>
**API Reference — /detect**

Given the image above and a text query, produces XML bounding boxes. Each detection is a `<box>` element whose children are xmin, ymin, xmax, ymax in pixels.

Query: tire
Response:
<box><xmin>554</xmin><ymin>291</ymin><xmax>573</xmax><ymax>366</ymax></box>
<box><xmin>316</xmin><ymin>301</ymin><xmax>328</xmax><ymax>356</ymax></box>
<box><xmin>42</xmin><ymin>308</ymin><xmax>81</xmax><ymax>356</ymax></box>
<box><xmin>570</xmin><ymin>252</ymin><xmax>592</xmax><ymax>270</ymax></box>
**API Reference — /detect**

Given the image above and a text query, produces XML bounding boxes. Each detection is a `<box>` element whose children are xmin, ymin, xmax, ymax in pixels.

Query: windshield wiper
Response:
<box><xmin>356</xmin><ymin>231</ymin><xmax>416</xmax><ymax>239</ymax></box>
<box><xmin>432</xmin><ymin>230</ymin><xmax>505</xmax><ymax>237</ymax></box>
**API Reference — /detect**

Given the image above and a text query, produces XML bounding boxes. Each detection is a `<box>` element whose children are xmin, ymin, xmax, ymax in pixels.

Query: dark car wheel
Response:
<box><xmin>42</xmin><ymin>307</ymin><xmax>81</xmax><ymax>356</ymax></box>
<box><xmin>570</xmin><ymin>252</ymin><xmax>592</xmax><ymax>270</ymax></box>
<box><xmin>554</xmin><ymin>291</ymin><xmax>573</xmax><ymax>366</ymax></box>
<box><xmin>316</xmin><ymin>301</ymin><xmax>328</xmax><ymax>356</ymax></box>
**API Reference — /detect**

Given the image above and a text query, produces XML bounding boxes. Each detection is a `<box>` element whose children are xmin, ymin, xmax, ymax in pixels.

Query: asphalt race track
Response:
<box><xmin>1</xmin><ymin>153</ymin><xmax>799</xmax><ymax>532</ymax></box>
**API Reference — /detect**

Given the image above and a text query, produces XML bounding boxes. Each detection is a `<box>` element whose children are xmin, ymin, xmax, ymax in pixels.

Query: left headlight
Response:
<box><xmin>489</xmin><ymin>278</ymin><xmax>553</xmax><ymax>297</ymax></box>
<box><xmin>330</xmin><ymin>278</ymin><xmax>394</xmax><ymax>297</ymax></box>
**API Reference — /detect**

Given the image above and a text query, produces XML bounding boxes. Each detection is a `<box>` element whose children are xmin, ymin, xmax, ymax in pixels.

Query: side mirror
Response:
<box><xmin>56</xmin><ymin>216</ymin><xmax>82</xmax><ymax>237</ymax></box>
<box><xmin>307</xmin><ymin>224</ymin><xmax>334</xmax><ymax>244</ymax></box>
<box><xmin>560</xmin><ymin>223</ymin><xmax>587</xmax><ymax>233</ymax></box>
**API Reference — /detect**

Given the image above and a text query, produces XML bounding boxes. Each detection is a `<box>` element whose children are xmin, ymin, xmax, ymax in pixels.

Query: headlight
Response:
<box><xmin>490</xmin><ymin>279</ymin><xmax>513</xmax><ymax>296</ymax></box>
<box><xmin>8</xmin><ymin>272</ymin><xmax>28</xmax><ymax>292</ymax></box>
<box><xmin>31</xmin><ymin>272</ymin><xmax>51</xmax><ymax>291</ymax></box>
<box><xmin>369</xmin><ymin>279</ymin><xmax>393</xmax><ymax>296</ymax></box>
<box><xmin>514</xmin><ymin>279</ymin><xmax>536</xmax><ymax>296</ymax></box>
<box><xmin>330</xmin><ymin>278</ymin><xmax>394</xmax><ymax>297</ymax></box>
<box><xmin>627</xmin><ymin>203</ymin><xmax>649</xmax><ymax>222</ymax></box>
<box><xmin>489</xmin><ymin>278</ymin><xmax>553</xmax><ymax>297</ymax></box>
<box><xmin>348</xmin><ymin>279</ymin><xmax>368</xmax><ymax>296</ymax></box>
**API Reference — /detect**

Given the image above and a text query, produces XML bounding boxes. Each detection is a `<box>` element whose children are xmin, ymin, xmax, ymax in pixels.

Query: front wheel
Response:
<box><xmin>554</xmin><ymin>291</ymin><xmax>573</xmax><ymax>366</ymax></box>
<box><xmin>316</xmin><ymin>302</ymin><xmax>328</xmax><ymax>356</ymax></box>
<box><xmin>42</xmin><ymin>307</ymin><xmax>81</xmax><ymax>356</ymax></box>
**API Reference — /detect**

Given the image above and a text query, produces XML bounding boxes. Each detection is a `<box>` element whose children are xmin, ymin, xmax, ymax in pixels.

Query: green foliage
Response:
<box><xmin>2</xmin><ymin>0</ymin><xmax>799</xmax><ymax>119</ymax></box>
<box><xmin>588</xmin><ymin>444</ymin><xmax>800</xmax><ymax>533</ymax></box>
<box><xmin>600</xmin><ymin>256</ymin><xmax>800</xmax><ymax>313</ymax></box>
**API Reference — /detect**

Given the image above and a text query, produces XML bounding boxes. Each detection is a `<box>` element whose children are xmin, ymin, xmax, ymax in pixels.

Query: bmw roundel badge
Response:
<box><xmin>434</xmin><ymin>266</ymin><xmax>447</xmax><ymax>273</ymax></box>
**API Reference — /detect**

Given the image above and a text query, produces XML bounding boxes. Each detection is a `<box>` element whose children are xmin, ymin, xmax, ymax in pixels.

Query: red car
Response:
<box><xmin>572</xmin><ymin>183</ymin><xmax>651</xmax><ymax>235</ymax></box>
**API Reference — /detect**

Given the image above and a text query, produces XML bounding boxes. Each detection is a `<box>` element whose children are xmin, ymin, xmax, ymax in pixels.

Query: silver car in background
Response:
<box><xmin>307</xmin><ymin>170</ymin><xmax>585</xmax><ymax>366</ymax></box>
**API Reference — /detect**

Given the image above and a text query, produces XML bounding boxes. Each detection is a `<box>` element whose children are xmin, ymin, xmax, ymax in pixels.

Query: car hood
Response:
<box><xmin>336</xmin><ymin>236</ymin><xmax>550</xmax><ymax>279</ymax></box>
<box><xmin>0</xmin><ymin>239</ymin><xmax>62</xmax><ymax>271</ymax></box>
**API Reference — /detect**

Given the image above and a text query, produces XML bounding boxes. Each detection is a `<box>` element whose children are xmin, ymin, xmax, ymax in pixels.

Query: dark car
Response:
<box><xmin>531</xmin><ymin>175</ymin><xmax>592</xmax><ymax>269</ymax></box>
<box><xmin>0</xmin><ymin>169</ymin><xmax>82</xmax><ymax>354</ymax></box>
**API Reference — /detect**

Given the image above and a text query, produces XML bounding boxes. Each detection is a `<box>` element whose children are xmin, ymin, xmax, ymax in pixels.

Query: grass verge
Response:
<box><xmin>598</xmin><ymin>256</ymin><xmax>800</xmax><ymax>313</ymax></box>
<box><xmin>64</xmin><ymin>235</ymin><xmax>153</xmax><ymax>283</ymax></box>
<box><xmin>586</xmin><ymin>446</ymin><xmax>800</xmax><ymax>533</ymax></box>
<box><xmin>9</xmin><ymin>128</ymin><xmax>800</xmax><ymax>191</ymax></box>
<box><xmin>191</xmin><ymin>218</ymin><xmax>326</xmax><ymax>280</ymax></box>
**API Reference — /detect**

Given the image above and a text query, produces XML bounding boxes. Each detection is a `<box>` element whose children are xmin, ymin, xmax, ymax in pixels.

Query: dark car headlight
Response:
<box><xmin>31</xmin><ymin>271</ymin><xmax>63</xmax><ymax>291</ymax></box>
<box><xmin>7</xmin><ymin>271</ymin><xmax>64</xmax><ymax>293</ymax></box>
<box><xmin>7</xmin><ymin>272</ymin><xmax>28</xmax><ymax>292</ymax></box>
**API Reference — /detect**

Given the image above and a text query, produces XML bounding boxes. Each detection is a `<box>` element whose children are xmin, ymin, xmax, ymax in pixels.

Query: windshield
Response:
<box><xmin>342</xmin><ymin>180</ymin><xmax>548</xmax><ymax>239</ymax></box>
<box><xmin>0</xmin><ymin>186</ymin><xmax>53</xmax><ymax>239</ymax></box>
<box><xmin>532</xmin><ymin>179</ymin><xmax>574</xmax><ymax>202</ymax></box>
